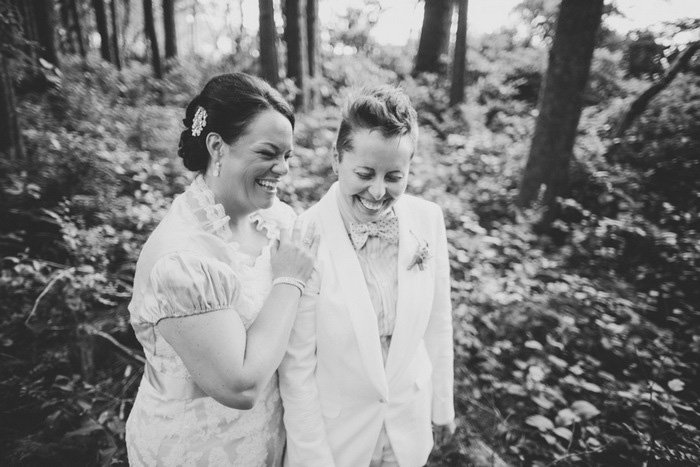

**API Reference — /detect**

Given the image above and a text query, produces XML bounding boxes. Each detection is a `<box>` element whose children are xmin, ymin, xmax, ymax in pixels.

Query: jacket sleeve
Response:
<box><xmin>424</xmin><ymin>204</ymin><xmax>455</xmax><ymax>425</ymax></box>
<box><xmin>278</xmin><ymin>264</ymin><xmax>336</xmax><ymax>467</ymax></box>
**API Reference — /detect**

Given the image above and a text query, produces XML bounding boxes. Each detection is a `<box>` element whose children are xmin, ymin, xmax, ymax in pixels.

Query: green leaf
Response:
<box><xmin>667</xmin><ymin>379</ymin><xmax>685</xmax><ymax>392</ymax></box>
<box><xmin>526</xmin><ymin>414</ymin><xmax>554</xmax><ymax>432</ymax></box>
<box><xmin>571</xmin><ymin>400</ymin><xmax>601</xmax><ymax>420</ymax></box>
<box><xmin>553</xmin><ymin>427</ymin><xmax>573</xmax><ymax>441</ymax></box>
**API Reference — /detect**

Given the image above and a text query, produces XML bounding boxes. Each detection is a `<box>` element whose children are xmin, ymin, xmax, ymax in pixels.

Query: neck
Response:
<box><xmin>202</xmin><ymin>173</ymin><xmax>253</xmax><ymax>229</ymax></box>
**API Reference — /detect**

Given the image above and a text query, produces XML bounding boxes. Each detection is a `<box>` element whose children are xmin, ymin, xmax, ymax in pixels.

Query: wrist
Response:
<box><xmin>272</xmin><ymin>276</ymin><xmax>305</xmax><ymax>296</ymax></box>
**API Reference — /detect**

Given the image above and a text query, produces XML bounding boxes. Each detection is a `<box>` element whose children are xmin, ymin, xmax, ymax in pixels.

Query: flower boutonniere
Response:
<box><xmin>407</xmin><ymin>230</ymin><xmax>431</xmax><ymax>271</ymax></box>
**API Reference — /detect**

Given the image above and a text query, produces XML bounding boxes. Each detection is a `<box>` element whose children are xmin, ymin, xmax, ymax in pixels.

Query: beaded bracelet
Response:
<box><xmin>272</xmin><ymin>276</ymin><xmax>306</xmax><ymax>296</ymax></box>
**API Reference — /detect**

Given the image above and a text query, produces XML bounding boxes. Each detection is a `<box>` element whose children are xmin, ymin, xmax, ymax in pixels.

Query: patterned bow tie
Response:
<box><xmin>349</xmin><ymin>216</ymin><xmax>399</xmax><ymax>250</ymax></box>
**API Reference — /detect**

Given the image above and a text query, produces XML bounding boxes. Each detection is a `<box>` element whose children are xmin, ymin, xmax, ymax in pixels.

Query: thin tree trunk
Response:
<box><xmin>34</xmin><ymin>0</ymin><xmax>60</xmax><ymax>66</ymax></box>
<box><xmin>92</xmin><ymin>0</ymin><xmax>112</xmax><ymax>62</ymax></box>
<box><xmin>517</xmin><ymin>0</ymin><xmax>604</xmax><ymax>217</ymax></box>
<box><xmin>110</xmin><ymin>0</ymin><xmax>121</xmax><ymax>69</ymax></box>
<box><xmin>142</xmin><ymin>0</ymin><xmax>162</xmax><ymax>78</ymax></box>
<box><xmin>449</xmin><ymin>0</ymin><xmax>467</xmax><ymax>106</ymax></box>
<box><xmin>414</xmin><ymin>0</ymin><xmax>453</xmax><ymax>75</ymax></box>
<box><xmin>69</xmin><ymin>0</ymin><xmax>86</xmax><ymax>57</ymax></box>
<box><xmin>306</xmin><ymin>0</ymin><xmax>320</xmax><ymax>108</ymax></box>
<box><xmin>59</xmin><ymin>0</ymin><xmax>74</xmax><ymax>54</ymax></box>
<box><xmin>614</xmin><ymin>41</ymin><xmax>700</xmax><ymax>140</ymax></box>
<box><xmin>258</xmin><ymin>0</ymin><xmax>279</xmax><ymax>85</ymax></box>
<box><xmin>163</xmin><ymin>0</ymin><xmax>177</xmax><ymax>59</ymax></box>
<box><xmin>0</xmin><ymin>56</ymin><xmax>25</xmax><ymax>161</ymax></box>
<box><xmin>284</xmin><ymin>0</ymin><xmax>309</xmax><ymax>111</ymax></box>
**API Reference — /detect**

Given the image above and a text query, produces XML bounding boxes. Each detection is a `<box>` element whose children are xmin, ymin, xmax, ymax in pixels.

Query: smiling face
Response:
<box><xmin>208</xmin><ymin>109</ymin><xmax>293</xmax><ymax>218</ymax></box>
<box><xmin>333</xmin><ymin>129</ymin><xmax>414</xmax><ymax>224</ymax></box>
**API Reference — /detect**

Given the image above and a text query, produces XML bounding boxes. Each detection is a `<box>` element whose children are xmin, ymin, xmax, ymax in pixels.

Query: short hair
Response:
<box><xmin>178</xmin><ymin>72</ymin><xmax>295</xmax><ymax>172</ymax></box>
<box><xmin>335</xmin><ymin>85</ymin><xmax>418</xmax><ymax>160</ymax></box>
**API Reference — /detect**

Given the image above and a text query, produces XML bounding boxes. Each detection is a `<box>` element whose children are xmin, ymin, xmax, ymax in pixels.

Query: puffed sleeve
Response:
<box><xmin>139</xmin><ymin>251</ymin><xmax>241</xmax><ymax>325</ymax></box>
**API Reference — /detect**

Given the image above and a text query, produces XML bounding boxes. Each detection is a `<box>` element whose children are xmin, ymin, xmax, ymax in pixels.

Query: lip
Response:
<box><xmin>256</xmin><ymin>178</ymin><xmax>279</xmax><ymax>194</ymax></box>
<box><xmin>355</xmin><ymin>195</ymin><xmax>390</xmax><ymax>214</ymax></box>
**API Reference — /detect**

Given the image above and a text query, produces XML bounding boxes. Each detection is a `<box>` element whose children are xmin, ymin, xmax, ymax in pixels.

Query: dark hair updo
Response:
<box><xmin>335</xmin><ymin>85</ymin><xmax>418</xmax><ymax>161</ymax></box>
<box><xmin>178</xmin><ymin>72</ymin><xmax>295</xmax><ymax>172</ymax></box>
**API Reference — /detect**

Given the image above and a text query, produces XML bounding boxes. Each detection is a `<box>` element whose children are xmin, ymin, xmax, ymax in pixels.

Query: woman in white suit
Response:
<box><xmin>279</xmin><ymin>86</ymin><xmax>455</xmax><ymax>467</ymax></box>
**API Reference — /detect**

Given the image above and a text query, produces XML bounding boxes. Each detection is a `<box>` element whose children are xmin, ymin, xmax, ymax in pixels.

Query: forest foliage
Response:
<box><xmin>1</xmin><ymin>2</ymin><xmax>700</xmax><ymax>467</ymax></box>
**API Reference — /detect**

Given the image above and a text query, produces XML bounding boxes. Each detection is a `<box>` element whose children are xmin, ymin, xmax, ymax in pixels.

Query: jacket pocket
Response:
<box><xmin>319</xmin><ymin>398</ymin><xmax>342</xmax><ymax>419</ymax></box>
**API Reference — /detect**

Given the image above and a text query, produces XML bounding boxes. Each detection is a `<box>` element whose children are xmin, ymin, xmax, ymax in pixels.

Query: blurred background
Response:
<box><xmin>1</xmin><ymin>0</ymin><xmax>699</xmax><ymax>465</ymax></box>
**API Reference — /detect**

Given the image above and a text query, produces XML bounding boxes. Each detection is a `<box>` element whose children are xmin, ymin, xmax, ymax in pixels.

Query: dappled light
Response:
<box><xmin>1</xmin><ymin>0</ymin><xmax>700</xmax><ymax>466</ymax></box>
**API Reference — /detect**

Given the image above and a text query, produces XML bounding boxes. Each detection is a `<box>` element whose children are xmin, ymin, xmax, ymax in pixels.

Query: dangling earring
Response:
<box><xmin>214</xmin><ymin>160</ymin><xmax>222</xmax><ymax>177</ymax></box>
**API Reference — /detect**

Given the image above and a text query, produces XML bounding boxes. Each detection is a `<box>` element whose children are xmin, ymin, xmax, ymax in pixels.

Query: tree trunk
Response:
<box><xmin>163</xmin><ymin>0</ymin><xmax>177</xmax><ymax>59</ymax></box>
<box><xmin>614</xmin><ymin>41</ymin><xmax>700</xmax><ymax>140</ymax></box>
<box><xmin>59</xmin><ymin>0</ymin><xmax>74</xmax><ymax>54</ymax></box>
<box><xmin>32</xmin><ymin>0</ymin><xmax>60</xmax><ymax>66</ymax></box>
<box><xmin>284</xmin><ymin>0</ymin><xmax>309</xmax><ymax>112</ymax></box>
<box><xmin>306</xmin><ymin>0</ymin><xmax>320</xmax><ymax>108</ymax></box>
<box><xmin>68</xmin><ymin>0</ymin><xmax>86</xmax><ymax>57</ymax></box>
<box><xmin>414</xmin><ymin>0</ymin><xmax>453</xmax><ymax>75</ymax></box>
<box><xmin>110</xmin><ymin>0</ymin><xmax>121</xmax><ymax>69</ymax></box>
<box><xmin>517</xmin><ymin>0</ymin><xmax>604</xmax><ymax>220</ymax></box>
<box><xmin>258</xmin><ymin>0</ymin><xmax>279</xmax><ymax>85</ymax></box>
<box><xmin>142</xmin><ymin>0</ymin><xmax>162</xmax><ymax>78</ymax></box>
<box><xmin>92</xmin><ymin>0</ymin><xmax>112</xmax><ymax>62</ymax></box>
<box><xmin>14</xmin><ymin>0</ymin><xmax>39</xmax><ymax>65</ymax></box>
<box><xmin>449</xmin><ymin>0</ymin><xmax>467</xmax><ymax>106</ymax></box>
<box><xmin>0</xmin><ymin>56</ymin><xmax>24</xmax><ymax>161</ymax></box>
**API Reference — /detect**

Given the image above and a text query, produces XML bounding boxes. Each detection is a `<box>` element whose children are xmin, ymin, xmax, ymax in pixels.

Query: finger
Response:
<box><xmin>302</xmin><ymin>222</ymin><xmax>316</xmax><ymax>246</ymax></box>
<box><xmin>309</xmin><ymin>234</ymin><xmax>321</xmax><ymax>257</ymax></box>
<box><xmin>278</xmin><ymin>227</ymin><xmax>290</xmax><ymax>245</ymax></box>
<box><xmin>270</xmin><ymin>238</ymin><xmax>280</xmax><ymax>255</ymax></box>
<box><xmin>291</xmin><ymin>217</ymin><xmax>303</xmax><ymax>243</ymax></box>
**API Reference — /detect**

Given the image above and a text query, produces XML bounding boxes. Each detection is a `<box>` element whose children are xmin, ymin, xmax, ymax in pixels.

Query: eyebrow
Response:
<box><xmin>356</xmin><ymin>166</ymin><xmax>404</xmax><ymax>173</ymax></box>
<box><xmin>251</xmin><ymin>141</ymin><xmax>293</xmax><ymax>153</ymax></box>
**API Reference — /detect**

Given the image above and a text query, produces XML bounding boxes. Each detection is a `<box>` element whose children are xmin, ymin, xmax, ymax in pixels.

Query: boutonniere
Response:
<box><xmin>407</xmin><ymin>230</ymin><xmax>431</xmax><ymax>271</ymax></box>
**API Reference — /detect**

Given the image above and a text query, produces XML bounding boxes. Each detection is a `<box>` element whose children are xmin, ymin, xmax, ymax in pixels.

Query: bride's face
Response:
<box><xmin>333</xmin><ymin>129</ymin><xmax>413</xmax><ymax>224</ymax></box>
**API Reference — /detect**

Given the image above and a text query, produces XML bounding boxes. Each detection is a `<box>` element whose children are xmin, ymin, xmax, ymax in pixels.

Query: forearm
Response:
<box><xmin>279</xmin><ymin>283</ymin><xmax>336</xmax><ymax>466</ymax></box>
<box><xmin>239</xmin><ymin>284</ymin><xmax>302</xmax><ymax>388</ymax></box>
<box><xmin>426</xmin><ymin>206</ymin><xmax>455</xmax><ymax>424</ymax></box>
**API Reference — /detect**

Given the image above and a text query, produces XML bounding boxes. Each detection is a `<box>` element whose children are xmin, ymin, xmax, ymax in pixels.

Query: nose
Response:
<box><xmin>368</xmin><ymin>178</ymin><xmax>386</xmax><ymax>200</ymax></box>
<box><xmin>272</xmin><ymin>157</ymin><xmax>289</xmax><ymax>176</ymax></box>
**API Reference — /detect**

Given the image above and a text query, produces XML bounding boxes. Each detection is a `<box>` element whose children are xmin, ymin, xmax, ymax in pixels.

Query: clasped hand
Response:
<box><xmin>271</xmin><ymin>219</ymin><xmax>319</xmax><ymax>283</ymax></box>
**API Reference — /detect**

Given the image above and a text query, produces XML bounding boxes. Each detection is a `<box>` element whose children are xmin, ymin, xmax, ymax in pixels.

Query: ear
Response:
<box><xmin>331</xmin><ymin>145</ymin><xmax>339</xmax><ymax>175</ymax></box>
<box><xmin>205</xmin><ymin>132</ymin><xmax>224</xmax><ymax>158</ymax></box>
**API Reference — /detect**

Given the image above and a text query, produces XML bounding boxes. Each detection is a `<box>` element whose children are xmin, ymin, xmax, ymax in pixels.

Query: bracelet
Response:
<box><xmin>272</xmin><ymin>276</ymin><xmax>306</xmax><ymax>296</ymax></box>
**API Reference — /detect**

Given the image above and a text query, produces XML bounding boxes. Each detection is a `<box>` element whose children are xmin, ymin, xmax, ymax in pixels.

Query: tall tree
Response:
<box><xmin>449</xmin><ymin>0</ymin><xmax>467</xmax><ymax>106</ymax></box>
<box><xmin>92</xmin><ymin>0</ymin><xmax>111</xmax><ymax>62</ymax></box>
<box><xmin>605</xmin><ymin>41</ymin><xmax>700</xmax><ymax>162</ymax></box>
<box><xmin>0</xmin><ymin>0</ymin><xmax>25</xmax><ymax>160</ymax></box>
<box><xmin>258</xmin><ymin>0</ymin><xmax>279</xmax><ymax>85</ymax></box>
<box><xmin>306</xmin><ymin>0</ymin><xmax>320</xmax><ymax>108</ymax></box>
<box><xmin>517</xmin><ymin>0</ymin><xmax>605</xmax><ymax>224</ymax></box>
<box><xmin>163</xmin><ymin>0</ymin><xmax>177</xmax><ymax>59</ymax></box>
<box><xmin>14</xmin><ymin>0</ymin><xmax>60</xmax><ymax>67</ymax></box>
<box><xmin>142</xmin><ymin>0</ymin><xmax>162</xmax><ymax>78</ymax></box>
<box><xmin>414</xmin><ymin>0</ymin><xmax>453</xmax><ymax>75</ymax></box>
<box><xmin>109</xmin><ymin>0</ymin><xmax>121</xmax><ymax>69</ymax></box>
<box><xmin>68</xmin><ymin>0</ymin><xmax>86</xmax><ymax>57</ymax></box>
<box><xmin>284</xmin><ymin>0</ymin><xmax>309</xmax><ymax>111</ymax></box>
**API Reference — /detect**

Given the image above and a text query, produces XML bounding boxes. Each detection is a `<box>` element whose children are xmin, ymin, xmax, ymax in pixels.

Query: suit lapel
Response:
<box><xmin>318</xmin><ymin>183</ymin><xmax>388</xmax><ymax>397</ymax></box>
<box><xmin>385</xmin><ymin>197</ymin><xmax>432</xmax><ymax>384</ymax></box>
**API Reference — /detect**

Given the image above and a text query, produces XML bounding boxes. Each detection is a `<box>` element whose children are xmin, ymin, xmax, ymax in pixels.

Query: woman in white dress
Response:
<box><xmin>125</xmin><ymin>72</ymin><xmax>318</xmax><ymax>466</ymax></box>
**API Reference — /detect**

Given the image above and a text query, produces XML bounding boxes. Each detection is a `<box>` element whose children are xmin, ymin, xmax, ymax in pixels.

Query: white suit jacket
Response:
<box><xmin>279</xmin><ymin>183</ymin><xmax>455</xmax><ymax>467</ymax></box>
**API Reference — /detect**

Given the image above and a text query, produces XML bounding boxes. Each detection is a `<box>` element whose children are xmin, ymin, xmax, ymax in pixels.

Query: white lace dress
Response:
<box><xmin>125</xmin><ymin>176</ymin><xmax>296</xmax><ymax>466</ymax></box>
